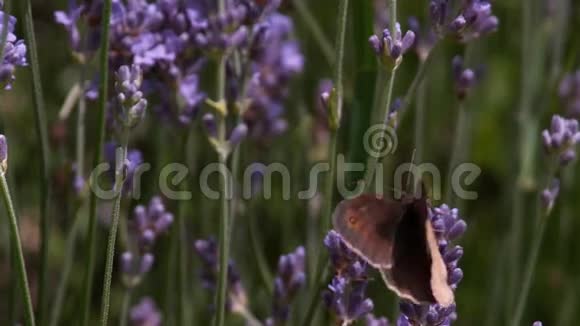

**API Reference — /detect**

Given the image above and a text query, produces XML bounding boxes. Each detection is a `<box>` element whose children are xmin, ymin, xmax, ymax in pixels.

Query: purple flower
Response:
<box><xmin>191</xmin><ymin>3</ymin><xmax>250</xmax><ymax>51</ymax></box>
<box><xmin>0</xmin><ymin>134</ymin><xmax>7</xmax><ymax>172</ymax></box>
<box><xmin>194</xmin><ymin>237</ymin><xmax>247</xmax><ymax>312</ymax></box>
<box><xmin>532</xmin><ymin>322</ymin><xmax>543</xmax><ymax>326</ymax></box>
<box><xmin>366</xmin><ymin>314</ymin><xmax>390</xmax><ymax>326</ymax></box>
<box><xmin>430</xmin><ymin>0</ymin><xmax>498</xmax><ymax>42</ymax></box>
<box><xmin>1</xmin><ymin>6</ymin><xmax>27</xmax><ymax>90</ymax></box>
<box><xmin>243</xmin><ymin>13</ymin><xmax>304</xmax><ymax>140</ymax></box>
<box><xmin>540</xmin><ymin>178</ymin><xmax>560</xmax><ymax>213</ymax></box>
<box><xmin>541</xmin><ymin>115</ymin><xmax>580</xmax><ymax>165</ymax></box>
<box><xmin>177</xmin><ymin>71</ymin><xmax>206</xmax><ymax>124</ymax></box>
<box><xmin>54</xmin><ymin>0</ymin><xmax>83</xmax><ymax>52</ymax></box>
<box><xmin>369</xmin><ymin>23</ymin><xmax>415</xmax><ymax>67</ymax></box>
<box><xmin>268</xmin><ymin>246</ymin><xmax>306</xmax><ymax>324</ymax></box>
<box><xmin>558</xmin><ymin>71</ymin><xmax>580</xmax><ymax>116</ymax></box>
<box><xmin>129</xmin><ymin>297</ymin><xmax>162</xmax><ymax>326</ymax></box>
<box><xmin>451</xmin><ymin>55</ymin><xmax>478</xmax><ymax>100</ymax></box>
<box><xmin>398</xmin><ymin>204</ymin><xmax>466</xmax><ymax>325</ymax></box>
<box><xmin>323</xmin><ymin>231</ymin><xmax>374</xmax><ymax>324</ymax></box>
<box><xmin>129</xmin><ymin>196</ymin><xmax>174</xmax><ymax>250</ymax></box>
<box><xmin>115</xmin><ymin>64</ymin><xmax>147</xmax><ymax>128</ymax></box>
<box><xmin>407</xmin><ymin>17</ymin><xmax>437</xmax><ymax>62</ymax></box>
<box><xmin>120</xmin><ymin>251</ymin><xmax>154</xmax><ymax>287</ymax></box>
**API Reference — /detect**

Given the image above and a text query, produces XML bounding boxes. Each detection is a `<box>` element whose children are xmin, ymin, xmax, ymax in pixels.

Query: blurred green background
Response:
<box><xmin>1</xmin><ymin>0</ymin><xmax>580</xmax><ymax>325</ymax></box>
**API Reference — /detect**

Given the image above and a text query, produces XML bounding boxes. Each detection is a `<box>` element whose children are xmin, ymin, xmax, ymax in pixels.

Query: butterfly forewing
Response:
<box><xmin>332</xmin><ymin>194</ymin><xmax>404</xmax><ymax>269</ymax></box>
<box><xmin>382</xmin><ymin>197</ymin><xmax>454</xmax><ymax>306</ymax></box>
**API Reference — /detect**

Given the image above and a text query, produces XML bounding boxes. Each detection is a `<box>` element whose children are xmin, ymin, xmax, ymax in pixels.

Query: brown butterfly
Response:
<box><xmin>331</xmin><ymin>192</ymin><xmax>454</xmax><ymax>307</ymax></box>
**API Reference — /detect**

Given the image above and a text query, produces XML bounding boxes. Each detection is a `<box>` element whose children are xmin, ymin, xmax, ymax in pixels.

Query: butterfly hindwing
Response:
<box><xmin>332</xmin><ymin>194</ymin><xmax>404</xmax><ymax>269</ymax></box>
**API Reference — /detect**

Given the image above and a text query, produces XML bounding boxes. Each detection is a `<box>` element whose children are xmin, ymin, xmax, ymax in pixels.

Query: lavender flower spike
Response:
<box><xmin>120</xmin><ymin>251</ymin><xmax>154</xmax><ymax>287</ymax></box>
<box><xmin>541</xmin><ymin>115</ymin><xmax>580</xmax><ymax>166</ymax></box>
<box><xmin>365</xmin><ymin>314</ymin><xmax>389</xmax><ymax>326</ymax></box>
<box><xmin>267</xmin><ymin>246</ymin><xmax>306</xmax><ymax>325</ymax></box>
<box><xmin>369</xmin><ymin>23</ymin><xmax>415</xmax><ymax>68</ymax></box>
<box><xmin>1</xmin><ymin>5</ymin><xmax>27</xmax><ymax>90</ymax></box>
<box><xmin>129</xmin><ymin>297</ymin><xmax>162</xmax><ymax>326</ymax></box>
<box><xmin>130</xmin><ymin>196</ymin><xmax>174</xmax><ymax>250</ymax></box>
<box><xmin>115</xmin><ymin>64</ymin><xmax>147</xmax><ymax>128</ymax></box>
<box><xmin>451</xmin><ymin>55</ymin><xmax>477</xmax><ymax>100</ymax></box>
<box><xmin>323</xmin><ymin>231</ymin><xmax>374</xmax><ymax>325</ymax></box>
<box><xmin>194</xmin><ymin>237</ymin><xmax>247</xmax><ymax>313</ymax></box>
<box><xmin>558</xmin><ymin>71</ymin><xmax>580</xmax><ymax>116</ymax></box>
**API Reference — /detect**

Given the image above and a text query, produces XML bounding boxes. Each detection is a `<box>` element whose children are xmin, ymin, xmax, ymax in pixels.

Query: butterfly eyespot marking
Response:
<box><xmin>347</xmin><ymin>214</ymin><xmax>358</xmax><ymax>227</ymax></box>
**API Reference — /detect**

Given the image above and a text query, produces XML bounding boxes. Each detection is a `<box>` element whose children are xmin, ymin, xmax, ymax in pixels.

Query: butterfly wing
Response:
<box><xmin>380</xmin><ymin>198</ymin><xmax>454</xmax><ymax>307</ymax></box>
<box><xmin>332</xmin><ymin>194</ymin><xmax>404</xmax><ymax>269</ymax></box>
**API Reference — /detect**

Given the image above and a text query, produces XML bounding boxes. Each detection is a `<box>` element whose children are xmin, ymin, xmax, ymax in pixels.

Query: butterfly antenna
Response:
<box><xmin>405</xmin><ymin>149</ymin><xmax>417</xmax><ymax>193</ymax></box>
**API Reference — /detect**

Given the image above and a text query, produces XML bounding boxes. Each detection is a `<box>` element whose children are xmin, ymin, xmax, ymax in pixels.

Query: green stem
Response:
<box><xmin>48</xmin><ymin>208</ymin><xmax>83</xmax><ymax>326</ymax></box>
<box><xmin>21</xmin><ymin>1</ymin><xmax>51</xmax><ymax>323</ymax></box>
<box><xmin>363</xmin><ymin>67</ymin><xmax>397</xmax><ymax>190</ymax></box>
<box><xmin>177</xmin><ymin>134</ymin><xmax>189</xmax><ymax>326</ymax></box>
<box><xmin>291</xmin><ymin>0</ymin><xmax>334</xmax><ymax>65</ymax></box>
<box><xmin>414</xmin><ymin>80</ymin><xmax>427</xmax><ymax>165</ymax></box>
<box><xmin>511</xmin><ymin>161</ymin><xmax>558</xmax><ymax>325</ymax></box>
<box><xmin>214</xmin><ymin>43</ymin><xmax>231</xmax><ymax>326</ymax></box>
<box><xmin>119</xmin><ymin>288</ymin><xmax>132</xmax><ymax>326</ymax></box>
<box><xmin>99</xmin><ymin>130</ymin><xmax>129</xmax><ymax>326</ymax></box>
<box><xmin>215</xmin><ymin>150</ymin><xmax>230</xmax><ymax>326</ymax></box>
<box><xmin>511</xmin><ymin>213</ymin><xmax>548</xmax><ymax>326</ymax></box>
<box><xmin>76</xmin><ymin>62</ymin><xmax>88</xmax><ymax>195</ymax></box>
<box><xmin>248</xmin><ymin>207</ymin><xmax>274</xmax><ymax>294</ymax></box>
<box><xmin>1</xmin><ymin>174</ymin><xmax>36</xmax><ymax>326</ymax></box>
<box><xmin>507</xmin><ymin>0</ymin><xmax>537</xmax><ymax>315</ymax></box>
<box><xmin>444</xmin><ymin>102</ymin><xmax>470</xmax><ymax>204</ymax></box>
<box><xmin>81</xmin><ymin>0</ymin><xmax>113</xmax><ymax>324</ymax></box>
<box><xmin>302</xmin><ymin>0</ymin><xmax>349</xmax><ymax>323</ymax></box>
<box><xmin>300</xmin><ymin>277</ymin><xmax>327</xmax><ymax>326</ymax></box>
<box><xmin>397</xmin><ymin>43</ymin><xmax>439</xmax><ymax>123</ymax></box>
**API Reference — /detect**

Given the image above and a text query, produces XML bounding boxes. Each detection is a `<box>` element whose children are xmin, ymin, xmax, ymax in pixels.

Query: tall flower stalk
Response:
<box><xmin>0</xmin><ymin>135</ymin><xmax>36</xmax><ymax>326</ymax></box>
<box><xmin>99</xmin><ymin>64</ymin><xmax>147</xmax><ymax>326</ymax></box>
<box><xmin>80</xmin><ymin>0</ymin><xmax>113</xmax><ymax>324</ymax></box>
<box><xmin>302</xmin><ymin>0</ymin><xmax>349</xmax><ymax>324</ymax></box>
<box><xmin>213</xmin><ymin>0</ymin><xmax>232</xmax><ymax>324</ymax></box>
<box><xmin>512</xmin><ymin>115</ymin><xmax>580</xmax><ymax>325</ymax></box>
<box><xmin>364</xmin><ymin>1</ymin><xmax>415</xmax><ymax>189</ymax></box>
<box><xmin>20</xmin><ymin>0</ymin><xmax>51</xmax><ymax>322</ymax></box>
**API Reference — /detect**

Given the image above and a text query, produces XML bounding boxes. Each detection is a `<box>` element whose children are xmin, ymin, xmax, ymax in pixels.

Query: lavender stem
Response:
<box><xmin>512</xmin><ymin>161</ymin><xmax>559</xmax><ymax>325</ymax></box>
<box><xmin>81</xmin><ymin>0</ymin><xmax>113</xmax><ymax>324</ymax></box>
<box><xmin>248</xmin><ymin>206</ymin><xmax>274</xmax><ymax>294</ymax></box>
<box><xmin>21</xmin><ymin>0</ymin><xmax>51</xmax><ymax>322</ymax></box>
<box><xmin>48</xmin><ymin>208</ymin><xmax>83</xmax><ymax>326</ymax></box>
<box><xmin>363</xmin><ymin>0</ymin><xmax>399</xmax><ymax>190</ymax></box>
<box><xmin>214</xmin><ymin>47</ymin><xmax>231</xmax><ymax>326</ymax></box>
<box><xmin>397</xmin><ymin>42</ymin><xmax>439</xmax><ymax>122</ymax></box>
<box><xmin>414</xmin><ymin>79</ymin><xmax>427</xmax><ymax>165</ymax></box>
<box><xmin>1</xmin><ymin>170</ymin><xmax>36</xmax><ymax>326</ymax></box>
<box><xmin>100</xmin><ymin>129</ymin><xmax>129</xmax><ymax>326</ymax></box>
<box><xmin>291</xmin><ymin>0</ymin><xmax>334</xmax><ymax>65</ymax></box>
<box><xmin>444</xmin><ymin>102</ymin><xmax>471</xmax><ymax>204</ymax></box>
<box><xmin>303</xmin><ymin>0</ymin><xmax>349</xmax><ymax>324</ymax></box>
<box><xmin>119</xmin><ymin>288</ymin><xmax>132</xmax><ymax>326</ymax></box>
